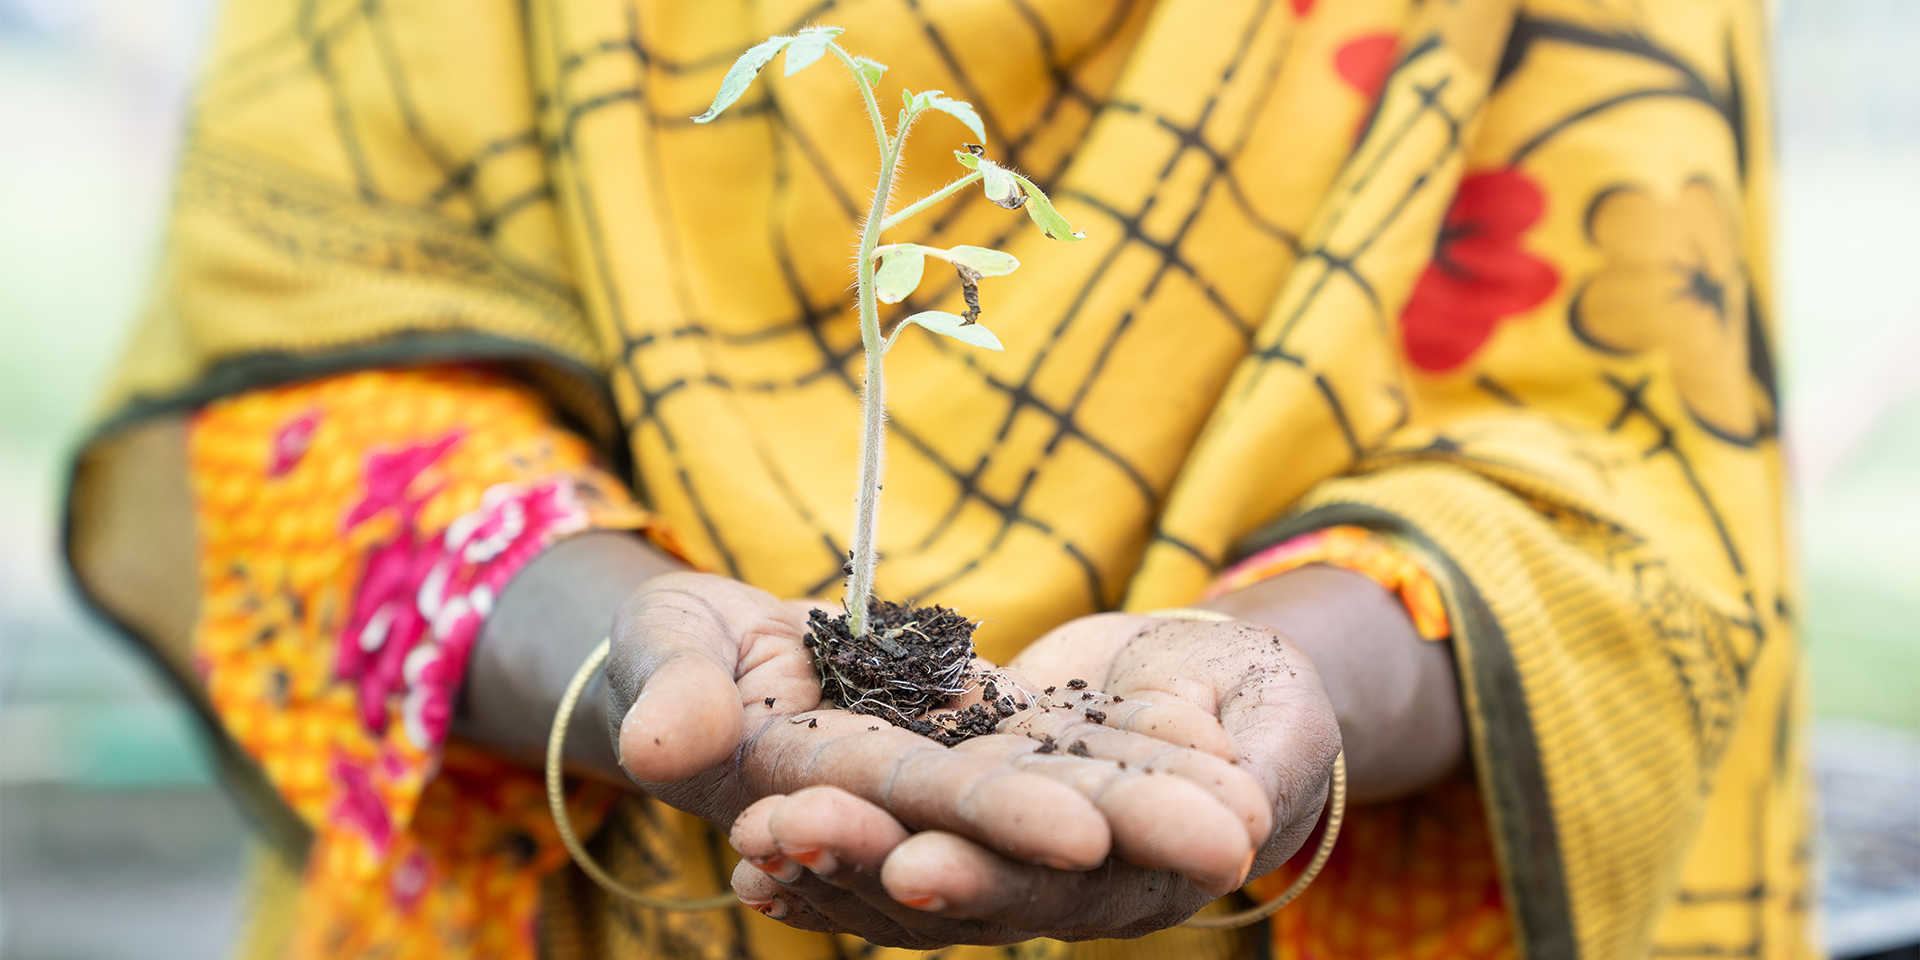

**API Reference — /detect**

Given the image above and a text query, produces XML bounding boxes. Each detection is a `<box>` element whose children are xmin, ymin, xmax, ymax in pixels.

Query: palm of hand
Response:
<box><xmin>607</xmin><ymin>574</ymin><xmax>1339</xmax><ymax>948</ymax></box>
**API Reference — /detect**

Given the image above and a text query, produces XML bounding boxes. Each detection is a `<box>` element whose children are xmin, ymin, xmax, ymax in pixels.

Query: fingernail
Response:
<box><xmin>780</xmin><ymin>844</ymin><xmax>838</xmax><ymax>875</ymax></box>
<box><xmin>1238</xmin><ymin>850</ymin><xmax>1257</xmax><ymax>885</ymax></box>
<box><xmin>757</xmin><ymin>855</ymin><xmax>803</xmax><ymax>883</ymax></box>
<box><xmin>766</xmin><ymin>900</ymin><xmax>790</xmax><ymax>920</ymax></box>
<box><xmin>615</xmin><ymin>689</ymin><xmax>656</xmax><ymax>768</ymax></box>
<box><xmin>895</xmin><ymin>893</ymin><xmax>946</xmax><ymax>912</ymax></box>
<box><xmin>739</xmin><ymin>896</ymin><xmax>774</xmax><ymax>914</ymax></box>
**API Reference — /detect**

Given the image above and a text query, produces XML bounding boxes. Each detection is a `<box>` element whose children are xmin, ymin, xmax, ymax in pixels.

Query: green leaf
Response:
<box><xmin>900</xmin><ymin>310</ymin><xmax>1004</xmax><ymax>351</ymax></box>
<box><xmin>693</xmin><ymin>34</ymin><xmax>796</xmax><ymax>123</ymax></box>
<box><xmin>953</xmin><ymin>148</ymin><xmax>980</xmax><ymax>170</ymax></box>
<box><xmin>977</xmin><ymin>159</ymin><xmax>1026</xmax><ymax>210</ymax></box>
<box><xmin>938</xmin><ymin>245</ymin><xmax>1019</xmax><ymax>277</ymax></box>
<box><xmin>924</xmin><ymin>94</ymin><xmax>987</xmax><ymax>143</ymax></box>
<box><xmin>852</xmin><ymin>56</ymin><xmax>887</xmax><ymax>87</ymax></box>
<box><xmin>783</xmin><ymin>26</ymin><xmax>843</xmax><ymax>76</ymax></box>
<box><xmin>873</xmin><ymin>246</ymin><xmax>927</xmax><ymax>304</ymax></box>
<box><xmin>1010</xmin><ymin>171</ymin><xmax>1084</xmax><ymax>241</ymax></box>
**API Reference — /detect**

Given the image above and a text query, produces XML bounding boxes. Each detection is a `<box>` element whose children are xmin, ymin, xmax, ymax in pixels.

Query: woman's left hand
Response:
<box><xmin>727</xmin><ymin>612</ymin><xmax>1341</xmax><ymax>946</ymax></box>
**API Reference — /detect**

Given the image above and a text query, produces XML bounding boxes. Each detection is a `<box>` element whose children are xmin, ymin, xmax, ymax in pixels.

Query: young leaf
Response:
<box><xmin>978</xmin><ymin>159</ymin><xmax>1026</xmax><ymax>209</ymax></box>
<box><xmin>693</xmin><ymin>34</ymin><xmax>796</xmax><ymax>123</ymax></box>
<box><xmin>899</xmin><ymin>310</ymin><xmax>1004</xmax><ymax>351</ymax></box>
<box><xmin>924</xmin><ymin>94</ymin><xmax>987</xmax><ymax>143</ymax></box>
<box><xmin>938</xmin><ymin>245</ymin><xmax>1019</xmax><ymax>277</ymax></box>
<box><xmin>873</xmin><ymin>246</ymin><xmax>927</xmax><ymax>304</ymax></box>
<box><xmin>1009</xmin><ymin>171</ymin><xmax>1084</xmax><ymax>241</ymax></box>
<box><xmin>953</xmin><ymin>147</ymin><xmax>981</xmax><ymax>170</ymax></box>
<box><xmin>783</xmin><ymin>26</ymin><xmax>843</xmax><ymax>76</ymax></box>
<box><xmin>852</xmin><ymin>56</ymin><xmax>887</xmax><ymax>87</ymax></box>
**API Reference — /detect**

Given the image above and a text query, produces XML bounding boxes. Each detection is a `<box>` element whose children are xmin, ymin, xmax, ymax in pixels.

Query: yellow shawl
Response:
<box><xmin>82</xmin><ymin>0</ymin><xmax>1809</xmax><ymax>957</ymax></box>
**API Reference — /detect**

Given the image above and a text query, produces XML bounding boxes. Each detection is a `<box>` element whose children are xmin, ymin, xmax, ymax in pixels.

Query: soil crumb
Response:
<box><xmin>804</xmin><ymin>599</ymin><xmax>991</xmax><ymax>746</ymax></box>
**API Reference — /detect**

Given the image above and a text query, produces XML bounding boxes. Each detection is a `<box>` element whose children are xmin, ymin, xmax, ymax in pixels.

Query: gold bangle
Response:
<box><xmin>545</xmin><ymin>638</ymin><xmax>737</xmax><ymax>911</ymax></box>
<box><xmin>1142</xmin><ymin>607</ymin><xmax>1348</xmax><ymax>930</ymax></box>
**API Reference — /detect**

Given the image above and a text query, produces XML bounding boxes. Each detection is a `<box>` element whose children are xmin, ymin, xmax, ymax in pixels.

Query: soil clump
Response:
<box><xmin>803</xmin><ymin>599</ymin><xmax>1016</xmax><ymax>746</ymax></box>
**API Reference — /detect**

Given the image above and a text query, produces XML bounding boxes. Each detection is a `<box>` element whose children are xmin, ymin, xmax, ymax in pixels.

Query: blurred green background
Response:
<box><xmin>0</xmin><ymin>1</ymin><xmax>1915</xmax><ymax>957</ymax></box>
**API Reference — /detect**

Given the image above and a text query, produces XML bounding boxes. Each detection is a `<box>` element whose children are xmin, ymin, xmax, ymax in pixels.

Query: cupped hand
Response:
<box><xmin>605</xmin><ymin>575</ymin><xmax>1129</xmax><ymax>903</ymax></box>
<box><xmin>724</xmin><ymin>612</ymin><xmax>1341</xmax><ymax>946</ymax></box>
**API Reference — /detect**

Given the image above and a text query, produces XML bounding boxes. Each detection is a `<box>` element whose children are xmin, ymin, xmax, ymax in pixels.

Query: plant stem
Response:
<box><xmin>879</xmin><ymin>171</ymin><xmax>983</xmax><ymax>233</ymax></box>
<box><xmin>831</xmin><ymin>42</ymin><xmax>901</xmax><ymax>637</ymax></box>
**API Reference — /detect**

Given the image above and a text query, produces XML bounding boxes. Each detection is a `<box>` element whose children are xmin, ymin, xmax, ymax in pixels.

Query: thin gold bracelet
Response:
<box><xmin>545</xmin><ymin>613</ymin><xmax>1346</xmax><ymax>927</ymax></box>
<box><xmin>1142</xmin><ymin>608</ymin><xmax>1347</xmax><ymax>930</ymax></box>
<box><xmin>545</xmin><ymin>638</ymin><xmax>737</xmax><ymax>911</ymax></box>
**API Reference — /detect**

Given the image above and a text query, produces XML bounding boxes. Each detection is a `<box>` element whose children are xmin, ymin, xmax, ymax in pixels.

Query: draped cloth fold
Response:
<box><xmin>69</xmin><ymin>0</ymin><xmax>1809</xmax><ymax>957</ymax></box>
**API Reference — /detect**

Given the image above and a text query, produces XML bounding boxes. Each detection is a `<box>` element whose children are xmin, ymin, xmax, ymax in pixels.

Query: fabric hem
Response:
<box><xmin>1233</xmin><ymin>503</ymin><xmax>1577</xmax><ymax>960</ymax></box>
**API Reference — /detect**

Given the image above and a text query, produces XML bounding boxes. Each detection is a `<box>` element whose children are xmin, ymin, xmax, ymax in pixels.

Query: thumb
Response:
<box><xmin>618</xmin><ymin>652</ymin><xmax>745</xmax><ymax>782</ymax></box>
<box><xmin>605</xmin><ymin>573</ymin><xmax>761</xmax><ymax>783</ymax></box>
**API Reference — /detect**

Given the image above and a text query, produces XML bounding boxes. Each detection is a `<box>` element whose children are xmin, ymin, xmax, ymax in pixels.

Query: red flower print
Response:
<box><xmin>1334</xmin><ymin>33</ymin><xmax>1399</xmax><ymax>105</ymax></box>
<box><xmin>267</xmin><ymin>410</ymin><xmax>321</xmax><ymax>477</ymax></box>
<box><xmin>398</xmin><ymin>479</ymin><xmax>590</xmax><ymax>749</ymax></box>
<box><xmin>339</xmin><ymin>434</ymin><xmax>463</xmax><ymax>735</ymax></box>
<box><xmin>338</xmin><ymin>431</ymin><xmax>592</xmax><ymax>748</ymax></box>
<box><xmin>331</xmin><ymin>753</ymin><xmax>394</xmax><ymax>851</ymax></box>
<box><xmin>1401</xmin><ymin>170</ymin><xmax>1561</xmax><ymax>372</ymax></box>
<box><xmin>341</xmin><ymin>432</ymin><xmax>463</xmax><ymax>531</ymax></box>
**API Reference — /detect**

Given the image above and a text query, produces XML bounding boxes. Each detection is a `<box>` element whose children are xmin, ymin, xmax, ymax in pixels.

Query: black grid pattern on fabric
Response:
<box><xmin>196</xmin><ymin>1</ymin><xmax>1776</xmax><ymax>619</ymax></box>
<box><xmin>532</xmin><ymin>0</ymin><xmax>1361</xmax><ymax>606</ymax></box>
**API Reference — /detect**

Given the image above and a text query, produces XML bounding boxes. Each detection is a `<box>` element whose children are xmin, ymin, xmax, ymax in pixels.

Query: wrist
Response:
<box><xmin>1201</xmin><ymin>565</ymin><xmax>1464</xmax><ymax>802</ymax></box>
<box><xmin>458</xmin><ymin>530</ymin><xmax>687</xmax><ymax>783</ymax></box>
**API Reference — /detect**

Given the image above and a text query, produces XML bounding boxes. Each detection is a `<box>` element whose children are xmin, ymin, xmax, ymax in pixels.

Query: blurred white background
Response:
<box><xmin>0</xmin><ymin>0</ymin><xmax>1915</xmax><ymax>957</ymax></box>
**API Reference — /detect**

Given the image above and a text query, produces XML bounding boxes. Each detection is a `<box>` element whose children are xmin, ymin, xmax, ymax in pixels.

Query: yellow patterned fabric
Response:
<box><xmin>188</xmin><ymin>368</ymin><xmax>641</xmax><ymax>957</ymax></box>
<box><xmin>75</xmin><ymin>0</ymin><xmax>1809</xmax><ymax>958</ymax></box>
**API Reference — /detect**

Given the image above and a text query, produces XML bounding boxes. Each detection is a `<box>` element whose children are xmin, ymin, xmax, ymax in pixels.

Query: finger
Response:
<box><xmin>735</xmin><ymin>821</ymin><xmax>953</xmax><ymax>945</ymax></box>
<box><xmin>1018</xmin><ymin>685</ymin><xmax>1236</xmax><ymax>759</ymax></box>
<box><xmin>880</xmin><ymin>831</ymin><xmax>1202</xmax><ymax>936</ymax></box>
<box><xmin>1097</xmin><ymin>696</ymin><xmax>1236</xmax><ymax>759</ymax></box>
<box><xmin>618</xmin><ymin>654</ymin><xmax>743</xmax><ymax>783</ymax></box>
<box><xmin>774</xmin><ymin>871</ymin><xmax>975</xmax><ymax>950</ymax></box>
<box><xmin>1106</xmin><ymin>619</ymin><xmax>1342</xmax><ymax>863</ymax></box>
<box><xmin>950</xmin><ymin>735</ymin><xmax>1254</xmax><ymax>894</ymax></box>
<box><xmin>744</xmin><ymin>710</ymin><xmax>1111</xmax><ymax>869</ymax></box>
<box><xmin>729</xmin><ymin>795</ymin><xmax>803</xmax><ymax>882</ymax></box>
<box><xmin>765</xmin><ymin>786</ymin><xmax>910</xmax><ymax>891</ymax></box>
<box><xmin>732</xmin><ymin>860</ymin><xmax>837</xmax><ymax>930</ymax></box>
<box><xmin>1000</xmin><ymin>707</ymin><xmax>1271</xmax><ymax>847</ymax></box>
<box><xmin>608</xmin><ymin>575</ymin><xmax>818</xmax><ymax>784</ymax></box>
<box><xmin>1010</xmin><ymin>615</ymin><xmax>1238</xmax><ymax>758</ymax></box>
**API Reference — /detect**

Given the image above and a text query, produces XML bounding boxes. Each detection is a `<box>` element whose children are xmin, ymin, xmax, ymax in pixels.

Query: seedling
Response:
<box><xmin>696</xmin><ymin>27</ymin><xmax>1081</xmax><ymax>742</ymax></box>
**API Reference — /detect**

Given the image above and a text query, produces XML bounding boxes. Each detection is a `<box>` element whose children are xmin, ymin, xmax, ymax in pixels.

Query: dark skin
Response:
<box><xmin>460</xmin><ymin>529</ymin><xmax>1464</xmax><ymax>947</ymax></box>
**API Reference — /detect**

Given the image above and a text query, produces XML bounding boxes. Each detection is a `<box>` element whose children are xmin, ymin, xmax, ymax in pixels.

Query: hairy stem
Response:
<box><xmin>879</xmin><ymin>171</ymin><xmax>983</xmax><ymax>233</ymax></box>
<box><xmin>832</xmin><ymin>42</ymin><xmax>901</xmax><ymax>637</ymax></box>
